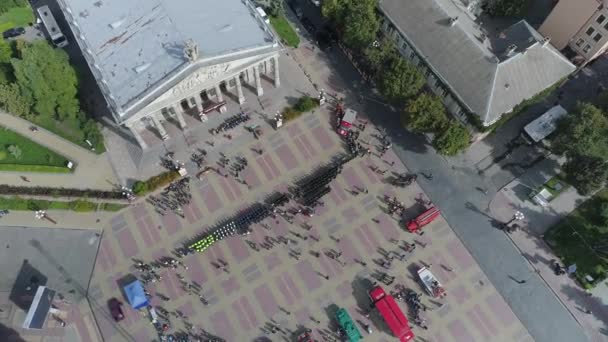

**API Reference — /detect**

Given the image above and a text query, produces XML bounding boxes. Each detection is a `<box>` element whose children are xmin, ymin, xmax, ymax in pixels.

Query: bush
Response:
<box><xmin>132</xmin><ymin>171</ymin><xmax>180</xmax><ymax>195</ymax></box>
<box><xmin>132</xmin><ymin>181</ymin><xmax>148</xmax><ymax>195</ymax></box>
<box><xmin>432</xmin><ymin>121</ymin><xmax>471</xmax><ymax>155</ymax></box>
<box><xmin>294</xmin><ymin>96</ymin><xmax>319</xmax><ymax>112</ymax></box>
<box><xmin>70</xmin><ymin>199</ymin><xmax>97</xmax><ymax>212</ymax></box>
<box><xmin>7</xmin><ymin>144</ymin><xmax>21</xmax><ymax>159</ymax></box>
<box><xmin>282</xmin><ymin>107</ymin><xmax>301</xmax><ymax>121</ymax></box>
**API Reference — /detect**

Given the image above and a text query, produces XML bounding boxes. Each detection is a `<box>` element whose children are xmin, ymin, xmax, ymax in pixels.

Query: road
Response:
<box><xmin>289</xmin><ymin>2</ymin><xmax>589</xmax><ymax>341</ymax></box>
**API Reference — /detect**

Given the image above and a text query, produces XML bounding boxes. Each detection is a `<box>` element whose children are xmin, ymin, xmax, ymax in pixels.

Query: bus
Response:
<box><xmin>335</xmin><ymin>307</ymin><xmax>362</xmax><ymax>342</ymax></box>
<box><xmin>36</xmin><ymin>5</ymin><xmax>68</xmax><ymax>48</ymax></box>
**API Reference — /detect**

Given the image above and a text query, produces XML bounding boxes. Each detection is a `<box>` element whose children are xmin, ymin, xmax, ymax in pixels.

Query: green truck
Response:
<box><xmin>336</xmin><ymin>307</ymin><xmax>363</xmax><ymax>342</ymax></box>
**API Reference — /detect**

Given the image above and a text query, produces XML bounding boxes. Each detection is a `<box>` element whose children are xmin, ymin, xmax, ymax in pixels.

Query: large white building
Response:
<box><xmin>57</xmin><ymin>0</ymin><xmax>282</xmax><ymax>148</ymax></box>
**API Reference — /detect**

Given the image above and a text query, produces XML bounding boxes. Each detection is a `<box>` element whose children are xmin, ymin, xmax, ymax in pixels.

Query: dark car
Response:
<box><xmin>3</xmin><ymin>27</ymin><xmax>25</xmax><ymax>39</ymax></box>
<box><xmin>108</xmin><ymin>298</ymin><xmax>124</xmax><ymax>322</ymax></box>
<box><xmin>300</xmin><ymin>17</ymin><xmax>316</xmax><ymax>35</ymax></box>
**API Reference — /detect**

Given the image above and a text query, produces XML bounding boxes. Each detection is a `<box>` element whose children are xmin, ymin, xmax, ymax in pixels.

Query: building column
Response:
<box><xmin>172</xmin><ymin>105</ymin><xmax>187</xmax><ymax>129</ymax></box>
<box><xmin>151</xmin><ymin>114</ymin><xmax>169</xmax><ymax>140</ymax></box>
<box><xmin>263</xmin><ymin>60</ymin><xmax>268</xmax><ymax>74</ymax></box>
<box><xmin>254</xmin><ymin>64</ymin><xmax>263</xmax><ymax>96</ymax></box>
<box><xmin>215</xmin><ymin>84</ymin><xmax>227</xmax><ymax>113</ymax></box>
<box><xmin>127</xmin><ymin>123</ymin><xmax>147</xmax><ymax>149</ymax></box>
<box><xmin>273</xmin><ymin>55</ymin><xmax>280</xmax><ymax>87</ymax></box>
<box><xmin>235</xmin><ymin>76</ymin><xmax>245</xmax><ymax>104</ymax></box>
<box><xmin>245</xmin><ymin>68</ymin><xmax>252</xmax><ymax>84</ymax></box>
<box><xmin>193</xmin><ymin>95</ymin><xmax>203</xmax><ymax>117</ymax></box>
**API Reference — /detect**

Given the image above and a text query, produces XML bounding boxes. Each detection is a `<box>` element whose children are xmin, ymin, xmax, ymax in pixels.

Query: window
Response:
<box><xmin>575</xmin><ymin>38</ymin><xmax>584</xmax><ymax>46</ymax></box>
<box><xmin>604</xmin><ymin>21</ymin><xmax>608</xmax><ymax>30</ymax></box>
<box><xmin>587</xmin><ymin>27</ymin><xmax>596</xmax><ymax>36</ymax></box>
<box><xmin>409</xmin><ymin>51</ymin><xmax>415</xmax><ymax>59</ymax></box>
<box><xmin>401</xmin><ymin>41</ymin><xmax>407</xmax><ymax>50</ymax></box>
<box><xmin>594</xmin><ymin>33</ymin><xmax>603</xmax><ymax>42</ymax></box>
<box><xmin>598</xmin><ymin>14</ymin><xmax>606</xmax><ymax>24</ymax></box>
<box><xmin>584</xmin><ymin>44</ymin><xmax>592</xmax><ymax>53</ymax></box>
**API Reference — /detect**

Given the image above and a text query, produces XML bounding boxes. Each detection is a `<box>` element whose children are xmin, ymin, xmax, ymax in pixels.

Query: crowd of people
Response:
<box><xmin>147</xmin><ymin>178</ymin><xmax>192</xmax><ymax>218</ymax></box>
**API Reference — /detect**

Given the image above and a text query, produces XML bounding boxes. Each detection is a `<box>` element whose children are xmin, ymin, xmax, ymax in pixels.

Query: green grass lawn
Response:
<box><xmin>270</xmin><ymin>15</ymin><xmax>300</xmax><ymax>48</ymax></box>
<box><xmin>0</xmin><ymin>7</ymin><xmax>34</xmax><ymax>32</ymax></box>
<box><xmin>30</xmin><ymin>115</ymin><xmax>106</xmax><ymax>153</ymax></box>
<box><xmin>0</xmin><ymin>125</ymin><xmax>71</xmax><ymax>172</ymax></box>
<box><xmin>0</xmin><ymin>196</ymin><xmax>127</xmax><ymax>212</ymax></box>
<box><xmin>545</xmin><ymin>189</ymin><xmax>608</xmax><ymax>288</ymax></box>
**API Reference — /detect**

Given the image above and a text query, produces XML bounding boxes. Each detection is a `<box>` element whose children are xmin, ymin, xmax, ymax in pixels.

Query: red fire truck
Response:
<box><xmin>406</xmin><ymin>206</ymin><xmax>440</xmax><ymax>233</ymax></box>
<box><xmin>368</xmin><ymin>286</ymin><xmax>414</xmax><ymax>341</ymax></box>
<box><xmin>335</xmin><ymin>103</ymin><xmax>358</xmax><ymax>137</ymax></box>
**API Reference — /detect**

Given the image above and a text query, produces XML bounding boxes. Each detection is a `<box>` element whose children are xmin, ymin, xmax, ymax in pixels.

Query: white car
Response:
<box><xmin>310</xmin><ymin>0</ymin><xmax>321</xmax><ymax>6</ymax></box>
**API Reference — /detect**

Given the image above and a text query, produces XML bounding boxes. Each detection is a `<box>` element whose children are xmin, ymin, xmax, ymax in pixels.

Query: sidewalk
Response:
<box><xmin>490</xmin><ymin>165</ymin><xmax>608</xmax><ymax>341</ymax></box>
<box><xmin>0</xmin><ymin>112</ymin><xmax>119</xmax><ymax>190</ymax></box>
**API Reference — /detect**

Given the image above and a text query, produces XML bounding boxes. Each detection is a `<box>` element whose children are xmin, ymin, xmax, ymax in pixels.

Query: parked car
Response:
<box><xmin>108</xmin><ymin>298</ymin><xmax>124</xmax><ymax>322</ymax></box>
<box><xmin>3</xmin><ymin>27</ymin><xmax>25</xmax><ymax>39</ymax></box>
<box><xmin>0</xmin><ymin>209</ymin><xmax>8</xmax><ymax>218</ymax></box>
<box><xmin>300</xmin><ymin>17</ymin><xmax>315</xmax><ymax>35</ymax></box>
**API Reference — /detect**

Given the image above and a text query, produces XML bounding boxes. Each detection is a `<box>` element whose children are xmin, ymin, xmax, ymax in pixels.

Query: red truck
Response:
<box><xmin>368</xmin><ymin>286</ymin><xmax>414</xmax><ymax>341</ymax></box>
<box><xmin>406</xmin><ymin>206</ymin><xmax>440</xmax><ymax>233</ymax></box>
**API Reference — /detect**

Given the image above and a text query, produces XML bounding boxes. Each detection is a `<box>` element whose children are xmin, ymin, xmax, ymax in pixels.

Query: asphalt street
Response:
<box><xmin>296</xmin><ymin>16</ymin><xmax>590</xmax><ymax>342</ymax></box>
<box><xmin>351</xmin><ymin>77</ymin><xmax>587</xmax><ymax>341</ymax></box>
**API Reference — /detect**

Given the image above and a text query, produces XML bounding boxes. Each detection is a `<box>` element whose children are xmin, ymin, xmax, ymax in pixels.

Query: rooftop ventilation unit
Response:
<box><xmin>134</xmin><ymin>63</ymin><xmax>151</xmax><ymax>73</ymax></box>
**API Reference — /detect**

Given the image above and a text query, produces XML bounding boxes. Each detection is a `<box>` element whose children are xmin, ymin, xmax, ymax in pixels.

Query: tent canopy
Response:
<box><xmin>123</xmin><ymin>280</ymin><xmax>149</xmax><ymax>310</ymax></box>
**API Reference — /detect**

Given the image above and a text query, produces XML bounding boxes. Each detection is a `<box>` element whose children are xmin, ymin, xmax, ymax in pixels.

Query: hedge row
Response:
<box><xmin>0</xmin><ymin>184</ymin><xmax>124</xmax><ymax>199</ymax></box>
<box><xmin>132</xmin><ymin>171</ymin><xmax>180</xmax><ymax>195</ymax></box>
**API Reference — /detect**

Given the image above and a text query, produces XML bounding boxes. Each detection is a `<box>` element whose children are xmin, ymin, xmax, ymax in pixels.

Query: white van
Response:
<box><xmin>256</xmin><ymin>7</ymin><xmax>270</xmax><ymax>24</ymax></box>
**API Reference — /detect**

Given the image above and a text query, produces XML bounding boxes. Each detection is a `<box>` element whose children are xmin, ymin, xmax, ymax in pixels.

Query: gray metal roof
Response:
<box><xmin>379</xmin><ymin>0</ymin><xmax>575</xmax><ymax>125</ymax></box>
<box><xmin>59</xmin><ymin>0</ymin><xmax>275</xmax><ymax>116</ymax></box>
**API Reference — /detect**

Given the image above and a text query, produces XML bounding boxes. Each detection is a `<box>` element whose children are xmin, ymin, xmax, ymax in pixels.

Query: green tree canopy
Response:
<box><xmin>0</xmin><ymin>39</ymin><xmax>12</xmax><ymax>64</ymax></box>
<box><xmin>379</xmin><ymin>57</ymin><xmax>425</xmax><ymax>104</ymax></box>
<box><xmin>403</xmin><ymin>93</ymin><xmax>448</xmax><ymax>133</ymax></box>
<box><xmin>553</xmin><ymin>103</ymin><xmax>608</xmax><ymax>159</ymax></box>
<box><xmin>0</xmin><ymin>82</ymin><xmax>30</xmax><ymax>117</ymax></box>
<box><xmin>432</xmin><ymin>121</ymin><xmax>471</xmax><ymax>155</ymax></box>
<box><xmin>563</xmin><ymin>154</ymin><xmax>608</xmax><ymax>195</ymax></box>
<box><xmin>11</xmin><ymin>40</ymin><xmax>80</xmax><ymax>120</ymax></box>
<box><xmin>363</xmin><ymin>37</ymin><xmax>398</xmax><ymax>75</ymax></box>
<box><xmin>486</xmin><ymin>0</ymin><xmax>527</xmax><ymax>17</ymax></box>
<box><xmin>321</xmin><ymin>0</ymin><xmax>352</xmax><ymax>26</ymax></box>
<box><xmin>342</xmin><ymin>0</ymin><xmax>379</xmax><ymax>49</ymax></box>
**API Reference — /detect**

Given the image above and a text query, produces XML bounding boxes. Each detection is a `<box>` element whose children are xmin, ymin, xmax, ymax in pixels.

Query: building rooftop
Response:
<box><xmin>58</xmin><ymin>0</ymin><xmax>276</xmax><ymax>118</ymax></box>
<box><xmin>379</xmin><ymin>0</ymin><xmax>575</xmax><ymax>125</ymax></box>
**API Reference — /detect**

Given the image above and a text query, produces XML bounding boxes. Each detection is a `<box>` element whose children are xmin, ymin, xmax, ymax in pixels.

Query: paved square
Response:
<box><xmin>82</xmin><ymin>105</ymin><xmax>533</xmax><ymax>342</ymax></box>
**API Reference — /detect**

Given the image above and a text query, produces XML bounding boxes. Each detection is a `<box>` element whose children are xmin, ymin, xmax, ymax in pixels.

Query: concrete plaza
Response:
<box><xmin>84</xmin><ymin>105</ymin><xmax>531</xmax><ymax>342</ymax></box>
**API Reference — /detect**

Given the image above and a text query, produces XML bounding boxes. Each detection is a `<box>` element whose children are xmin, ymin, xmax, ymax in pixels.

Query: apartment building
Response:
<box><xmin>539</xmin><ymin>0</ymin><xmax>608</xmax><ymax>63</ymax></box>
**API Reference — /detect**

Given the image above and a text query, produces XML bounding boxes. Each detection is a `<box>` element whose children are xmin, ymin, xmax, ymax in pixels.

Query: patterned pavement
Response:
<box><xmin>84</xmin><ymin>107</ymin><xmax>532</xmax><ymax>342</ymax></box>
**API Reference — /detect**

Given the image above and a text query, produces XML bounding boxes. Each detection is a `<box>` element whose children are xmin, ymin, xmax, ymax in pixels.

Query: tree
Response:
<box><xmin>321</xmin><ymin>0</ymin><xmax>351</xmax><ymax>25</ymax></box>
<box><xmin>363</xmin><ymin>37</ymin><xmax>397</xmax><ymax>75</ymax></box>
<box><xmin>379</xmin><ymin>57</ymin><xmax>425</xmax><ymax>103</ymax></box>
<box><xmin>485</xmin><ymin>0</ymin><xmax>527</xmax><ymax>17</ymax></box>
<box><xmin>7</xmin><ymin>144</ymin><xmax>21</xmax><ymax>159</ymax></box>
<box><xmin>563</xmin><ymin>154</ymin><xmax>608</xmax><ymax>195</ymax></box>
<box><xmin>432</xmin><ymin>122</ymin><xmax>471</xmax><ymax>155</ymax></box>
<box><xmin>266</xmin><ymin>0</ymin><xmax>283</xmax><ymax>17</ymax></box>
<box><xmin>342</xmin><ymin>0</ymin><xmax>378</xmax><ymax>49</ymax></box>
<box><xmin>599</xmin><ymin>201</ymin><xmax>608</xmax><ymax>225</ymax></box>
<box><xmin>553</xmin><ymin>103</ymin><xmax>608</xmax><ymax>159</ymax></box>
<box><xmin>11</xmin><ymin>40</ymin><xmax>80</xmax><ymax>120</ymax></box>
<box><xmin>403</xmin><ymin>93</ymin><xmax>448</xmax><ymax>133</ymax></box>
<box><xmin>0</xmin><ymin>39</ymin><xmax>12</xmax><ymax>64</ymax></box>
<box><xmin>294</xmin><ymin>95</ymin><xmax>318</xmax><ymax>112</ymax></box>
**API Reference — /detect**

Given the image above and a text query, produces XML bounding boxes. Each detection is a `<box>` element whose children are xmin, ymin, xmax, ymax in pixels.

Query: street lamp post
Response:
<box><xmin>35</xmin><ymin>210</ymin><xmax>56</xmax><ymax>224</ymax></box>
<box><xmin>504</xmin><ymin>211</ymin><xmax>524</xmax><ymax>233</ymax></box>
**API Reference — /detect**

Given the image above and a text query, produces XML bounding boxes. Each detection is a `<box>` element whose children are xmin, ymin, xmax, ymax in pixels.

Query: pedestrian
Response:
<box><xmin>390</xmin><ymin>161</ymin><xmax>395</xmax><ymax>166</ymax></box>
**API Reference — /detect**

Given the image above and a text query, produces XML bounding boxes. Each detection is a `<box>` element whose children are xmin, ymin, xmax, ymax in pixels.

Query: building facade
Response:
<box><xmin>57</xmin><ymin>0</ymin><xmax>281</xmax><ymax>148</ymax></box>
<box><xmin>539</xmin><ymin>0</ymin><xmax>608</xmax><ymax>63</ymax></box>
